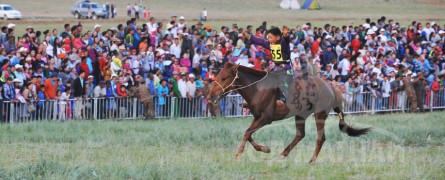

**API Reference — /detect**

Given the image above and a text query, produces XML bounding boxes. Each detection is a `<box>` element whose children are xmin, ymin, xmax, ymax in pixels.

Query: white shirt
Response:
<box><xmin>131</xmin><ymin>60</ymin><xmax>141</xmax><ymax>74</ymax></box>
<box><xmin>186</xmin><ymin>81</ymin><xmax>197</xmax><ymax>97</ymax></box>
<box><xmin>379</xmin><ymin>34</ymin><xmax>388</xmax><ymax>42</ymax></box>
<box><xmin>236</xmin><ymin>54</ymin><xmax>249</xmax><ymax>66</ymax></box>
<box><xmin>192</xmin><ymin>53</ymin><xmax>201</xmax><ymax>65</ymax></box>
<box><xmin>219</xmin><ymin>32</ymin><xmax>226</xmax><ymax>39</ymax></box>
<box><xmin>371</xmin><ymin>67</ymin><xmax>382</xmax><ymax>76</ymax></box>
<box><xmin>178</xmin><ymin>23</ymin><xmax>186</xmax><ymax>30</ymax></box>
<box><xmin>178</xmin><ymin>79</ymin><xmax>188</xmax><ymax>98</ymax></box>
<box><xmin>340</xmin><ymin>58</ymin><xmax>350</xmax><ymax>76</ymax></box>
<box><xmin>146</xmin><ymin>22</ymin><xmax>158</xmax><ymax>34</ymax></box>
<box><xmin>423</xmin><ymin>27</ymin><xmax>434</xmax><ymax>41</ymax></box>
<box><xmin>94</xmin><ymin>86</ymin><xmax>106</xmax><ymax>98</ymax></box>
<box><xmin>170</xmin><ymin>43</ymin><xmax>181</xmax><ymax>58</ymax></box>
<box><xmin>382</xmin><ymin>80</ymin><xmax>391</xmax><ymax>98</ymax></box>
<box><xmin>46</xmin><ymin>44</ymin><xmax>54</xmax><ymax>57</ymax></box>
<box><xmin>290</xmin><ymin>51</ymin><xmax>299</xmax><ymax>61</ymax></box>
<box><xmin>59</xmin><ymin>92</ymin><xmax>70</xmax><ymax>105</ymax></box>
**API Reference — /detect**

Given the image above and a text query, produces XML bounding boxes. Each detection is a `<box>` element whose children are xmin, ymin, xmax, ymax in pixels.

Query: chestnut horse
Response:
<box><xmin>208</xmin><ymin>63</ymin><xmax>372</xmax><ymax>162</ymax></box>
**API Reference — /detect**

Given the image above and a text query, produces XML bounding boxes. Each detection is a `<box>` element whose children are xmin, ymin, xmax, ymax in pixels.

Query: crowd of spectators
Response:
<box><xmin>1</xmin><ymin>15</ymin><xmax>445</xmax><ymax>121</ymax></box>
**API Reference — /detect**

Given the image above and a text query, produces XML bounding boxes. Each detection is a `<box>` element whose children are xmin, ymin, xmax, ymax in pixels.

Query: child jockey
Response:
<box><xmin>243</xmin><ymin>26</ymin><xmax>291</xmax><ymax>108</ymax></box>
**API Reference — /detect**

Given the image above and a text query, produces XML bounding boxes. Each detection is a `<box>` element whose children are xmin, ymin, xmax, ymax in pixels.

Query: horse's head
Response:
<box><xmin>208</xmin><ymin>63</ymin><xmax>240</xmax><ymax>104</ymax></box>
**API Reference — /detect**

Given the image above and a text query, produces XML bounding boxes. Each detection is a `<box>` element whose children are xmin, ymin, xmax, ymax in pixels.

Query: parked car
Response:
<box><xmin>70</xmin><ymin>0</ymin><xmax>107</xmax><ymax>19</ymax></box>
<box><xmin>0</xmin><ymin>4</ymin><xmax>22</xmax><ymax>20</ymax></box>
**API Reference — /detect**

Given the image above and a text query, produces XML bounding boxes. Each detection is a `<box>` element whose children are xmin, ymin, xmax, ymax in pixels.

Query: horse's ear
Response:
<box><xmin>224</xmin><ymin>62</ymin><xmax>234</xmax><ymax>69</ymax></box>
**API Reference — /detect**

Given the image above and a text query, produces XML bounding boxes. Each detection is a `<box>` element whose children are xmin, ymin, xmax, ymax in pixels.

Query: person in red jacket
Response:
<box><xmin>117</xmin><ymin>84</ymin><xmax>128</xmax><ymax>97</ymax></box>
<box><xmin>311</xmin><ymin>37</ymin><xmax>321</xmax><ymax>56</ymax></box>
<box><xmin>79</xmin><ymin>56</ymin><xmax>89</xmax><ymax>77</ymax></box>
<box><xmin>351</xmin><ymin>35</ymin><xmax>361</xmax><ymax>53</ymax></box>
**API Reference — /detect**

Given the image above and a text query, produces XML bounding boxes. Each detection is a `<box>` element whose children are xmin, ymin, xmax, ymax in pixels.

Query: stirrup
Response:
<box><xmin>280</xmin><ymin>95</ymin><xmax>287</xmax><ymax>102</ymax></box>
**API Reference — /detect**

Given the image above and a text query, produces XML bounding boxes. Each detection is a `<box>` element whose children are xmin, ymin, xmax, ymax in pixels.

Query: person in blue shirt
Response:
<box><xmin>426</xmin><ymin>70</ymin><xmax>436</xmax><ymax>89</ymax></box>
<box><xmin>105</xmin><ymin>81</ymin><xmax>117</xmax><ymax>117</ymax></box>
<box><xmin>84</xmin><ymin>51</ymin><xmax>93</xmax><ymax>74</ymax></box>
<box><xmin>412</xmin><ymin>56</ymin><xmax>422</xmax><ymax>73</ymax></box>
<box><xmin>36</xmin><ymin>86</ymin><xmax>46</xmax><ymax>120</ymax></box>
<box><xmin>156</xmin><ymin>79</ymin><xmax>169</xmax><ymax>117</ymax></box>
<box><xmin>154</xmin><ymin>56</ymin><xmax>165</xmax><ymax>74</ymax></box>
<box><xmin>146</xmin><ymin>73</ymin><xmax>156</xmax><ymax>96</ymax></box>
<box><xmin>423</xmin><ymin>57</ymin><xmax>434</xmax><ymax>75</ymax></box>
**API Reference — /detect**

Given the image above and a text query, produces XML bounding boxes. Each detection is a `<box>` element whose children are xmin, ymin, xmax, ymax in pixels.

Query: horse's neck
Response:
<box><xmin>236</xmin><ymin>70</ymin><xmax>263</xmax><ymax>104</ymax></box>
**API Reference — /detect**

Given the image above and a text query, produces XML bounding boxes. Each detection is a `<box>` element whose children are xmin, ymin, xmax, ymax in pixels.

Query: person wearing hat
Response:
<box><xmin>412</xmin><ymin>72</ymin><xmax>426</xmax><ymax>112</ymax></box>
<box><xmin>136</xmin><ymin>78</ymin><xmax>155</xmax><ymax>119</ymax></box>
<box><xmin>243</xmin><ymin>26</ymin><xmax>292</xmax><ymax>107</ymax></box>
<box><xmin>23</xmin><ymin>26</ymin><xmax>34</xmax><ymax>37</ymax></box>
<box><xmin>83</xmin><ymin>77</ymin><xmax>93</xmax><ymax>98</ymax></box>
<box><xmin>178</xmin><ymin>16</ymin><xmax>186</xmax><ymax>29</ymax></box>
<box><xmin>14</xmin><ymin>64</ymin><xmax>26</xmax><ymax>86</ymax></box>
<box><xmin>4</xmin><ymin>34</ymin><xmax>16</xmax><ymax>54</ymax></box>
<box><xmin>93</xmin><ymin>24</ymin><xmax>102</xmax><ymax>39</ymax></box>
<box><xmin>378</xmin><ymin>28</ymin><xmax>388</xmax><ymax>42</ymax></box>
<box><xmin>155</xmin><ymin>79</ymin><xmax>169</xmax><ymax>117</ymax></box>
<box><xmin>93</xmin><ymin>80</ymin><xmax>107</xmax><ymax>118</ymax></box>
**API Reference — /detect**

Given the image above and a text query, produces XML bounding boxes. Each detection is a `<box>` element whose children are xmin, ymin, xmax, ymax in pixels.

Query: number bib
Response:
<box><xmin>270</xmin><ymin>44</ymin><xmax>284</xmax><ymax>62</ymax></box>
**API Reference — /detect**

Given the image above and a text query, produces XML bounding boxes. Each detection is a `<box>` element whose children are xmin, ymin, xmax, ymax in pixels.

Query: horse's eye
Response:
<box><xmin>221</xmin><ymin>78</ymin><xmax>226</xmax><ymax>81</ymax></box>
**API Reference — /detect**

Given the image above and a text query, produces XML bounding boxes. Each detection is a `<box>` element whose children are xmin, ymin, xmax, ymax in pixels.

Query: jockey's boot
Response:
<box><xmin>276</xmin><ymin>74</ymin><xmax>288</xmax><ymax>109</ymax></box>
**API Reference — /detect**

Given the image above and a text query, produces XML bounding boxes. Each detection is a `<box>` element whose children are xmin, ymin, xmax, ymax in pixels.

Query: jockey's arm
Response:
<box><xmin>245</xmin><ymin>33</ymin><xmax>270</xmax><ymax>50</ymax></box>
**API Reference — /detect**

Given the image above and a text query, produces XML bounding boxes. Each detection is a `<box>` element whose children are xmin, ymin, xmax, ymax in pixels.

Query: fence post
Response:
<box><xmin>93</xmin><ymin>98</ymin><xmax>97</xmax><ymax>120</ymax></box>
<box><xmin>401</xmin><ymin>92</ymin><xmax>406</xmax><ymax>113</ymax></box>
<box><xmin>133</xmin><ymin>97</ymin><xmax>138</xmax><ymax>119</ymax></box>
<box><xmin>371</xmin><ymin>95</ymin><xmax>375</xmax><ymax>114</ymax></box>
<box><xmin>430</xmin><ymin>90</ymin><xmax>434</xmax><ymax>112</ymax></box>
<box><xmin>9</xmin><ymin>102</ymin><xmax>14</xmax><ymax>124</ymax></box>
<box><xmin>53</xmin><ymin>100</ymin><xmax>58</xmax><ymax>121</ymax></box>
<box><xmin>170</xmin><ymin>97</ymin><xmax>175</xmax><ymax>119</ymax></box>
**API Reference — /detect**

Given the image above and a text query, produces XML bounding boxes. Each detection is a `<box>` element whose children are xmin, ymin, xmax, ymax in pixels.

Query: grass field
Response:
<box><xmin>0</xmin><ymin>112</ymin><xmax>444</xmax><ymax>179</ymax></box>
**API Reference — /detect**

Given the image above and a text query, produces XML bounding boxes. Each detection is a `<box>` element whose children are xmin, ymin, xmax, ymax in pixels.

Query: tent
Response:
<box><xmin>280</xmin><ymin>0</ymin><xmax>300</xmax><ymax>10</ymax></box>
<box><xmin>301</xmin><ymin>0</ymin><xmax>321</xmax><ymax>10</ymax></box>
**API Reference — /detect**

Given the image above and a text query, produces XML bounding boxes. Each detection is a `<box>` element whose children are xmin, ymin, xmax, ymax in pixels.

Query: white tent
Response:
<box><xmin>280</xmin><ymin>0</ymin><xmax>300</xmax><ymax>10</ymax></box>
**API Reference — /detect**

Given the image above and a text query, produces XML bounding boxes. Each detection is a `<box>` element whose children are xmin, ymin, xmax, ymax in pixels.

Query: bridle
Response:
<box><xmin>212</xmin><ymin>65</ymin><xmax>269</xmax><ymax>101</ymax></box>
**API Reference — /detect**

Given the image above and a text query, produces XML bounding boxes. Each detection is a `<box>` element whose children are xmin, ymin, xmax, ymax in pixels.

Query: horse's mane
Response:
<box><xmin>234</xmin><ymin>65</ymin><xmax>268</xmax><ymax>77</ymax></box>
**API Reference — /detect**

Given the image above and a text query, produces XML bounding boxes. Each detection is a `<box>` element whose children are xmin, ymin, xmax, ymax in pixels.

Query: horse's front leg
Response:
<box><xmin>235</xmin><ymin>117</ymin><xmax>269</xmax><ymax>160</ymax></box>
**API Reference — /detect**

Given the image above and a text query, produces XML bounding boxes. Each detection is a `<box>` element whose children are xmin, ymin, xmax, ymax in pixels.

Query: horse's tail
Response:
<box><xmin>333</xmin><ymin>107</ymin><xmax>372</xmax><ymax>137</ymax></box>
<box><xmin>331</xmin><ymin>85</ymin><xmax>371</xmax><ymax>137</ymax></box>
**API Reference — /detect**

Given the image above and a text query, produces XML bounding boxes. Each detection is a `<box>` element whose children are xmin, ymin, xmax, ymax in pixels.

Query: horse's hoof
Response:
<box><xmin>308</xmin><ymin>160</ymin><xmax>316</xmax><ymax>164</ymax></box>
<box><xmin>279</xmin><ymin>155</ymin><xmax>287</xmax><ymax>160</ymax></box>
<box><xmin>234</xmin><ymin>156</ymin><xmax>241</xmax><ymax>161</ymax></box>
<box><xmin>261</xmin><ymin>146</ymin><xmax>271</xmax><ymax>153</ymax></box>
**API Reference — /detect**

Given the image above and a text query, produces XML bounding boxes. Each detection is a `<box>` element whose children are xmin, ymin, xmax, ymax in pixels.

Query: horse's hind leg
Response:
<box><xmin>279</xmin><ymin>116</ymin><xmax>306</xmax><ymax>158</ymax></box>
<box><xmin>309</xmin><ymin>111</ymin><xmax>328</xmax><ymax>163</ymax></box>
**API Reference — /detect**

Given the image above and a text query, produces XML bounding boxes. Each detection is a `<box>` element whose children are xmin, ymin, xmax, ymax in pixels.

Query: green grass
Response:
<box><xmin>0</xmin><ymin>112</ymin><xmax>444</xmax><ymax>179</ymax></box>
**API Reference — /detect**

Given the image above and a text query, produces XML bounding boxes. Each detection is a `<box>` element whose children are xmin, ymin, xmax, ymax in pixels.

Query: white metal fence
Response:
<box><xmin>1</xmin><ymin>90</ymin><xmax>444</xmax><ymax>123</ymax></box>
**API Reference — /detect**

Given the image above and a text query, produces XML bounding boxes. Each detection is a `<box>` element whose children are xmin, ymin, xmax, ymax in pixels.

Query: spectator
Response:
<box><xmin>137</xmin><ymin>79</ymin><xmax>154</xmax><ymax>119</ymax></box>
<box><xmin>156</xmin><ymin>79</ymin><xmax>169</xmax><ymax>116</ymax></box>
<box><xmin>1</xmin><ymin>17</ymin><xmax>444</xmax><ymax>120</ymax></box>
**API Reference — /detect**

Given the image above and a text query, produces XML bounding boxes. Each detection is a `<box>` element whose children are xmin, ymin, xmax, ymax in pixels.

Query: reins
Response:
<box><xmin>213</xmin><ymin>65</ymin><xmax>269</xmax><ymax>98</ymax></box>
